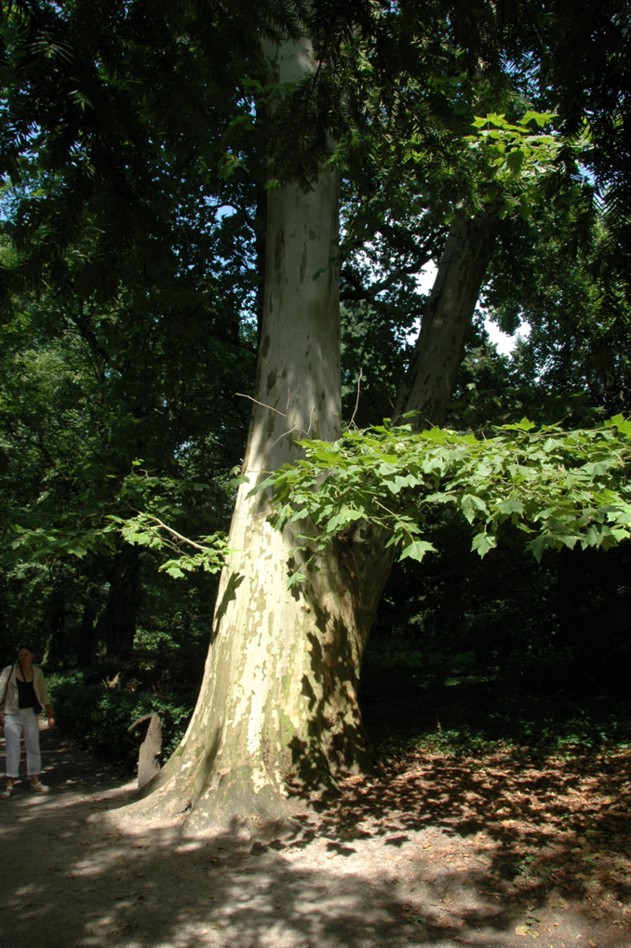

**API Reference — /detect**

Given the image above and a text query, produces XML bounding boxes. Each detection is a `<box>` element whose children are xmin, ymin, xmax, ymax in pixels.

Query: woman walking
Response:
<box><xmin>0</xmin><ymin>645</ymin><xmax>55</xmax><ymax>798</ymax></box>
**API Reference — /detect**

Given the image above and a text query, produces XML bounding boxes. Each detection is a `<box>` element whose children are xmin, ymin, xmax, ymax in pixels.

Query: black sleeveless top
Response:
<box><xmin>16</xmin><ymin>675</ymin><xmax>37</xmax><ymax>710</ymax></box>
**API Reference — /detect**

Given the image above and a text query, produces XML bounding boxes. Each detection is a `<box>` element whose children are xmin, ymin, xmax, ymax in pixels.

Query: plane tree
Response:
<box><xmin>2</xmin><ymin>0</ymin><xmax>628</xmax><ymax>831</ymax></box>
<box><xmin>122</xmin><ymin>5</ymin><xmax>611</xmax><ymax>831</ymax></box>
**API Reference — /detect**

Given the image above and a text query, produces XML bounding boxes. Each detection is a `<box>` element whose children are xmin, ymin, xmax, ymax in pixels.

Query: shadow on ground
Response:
<box><xmin>292</xmin><ymin>745</ymin><xmax>631</xmax><ymax>945</ymax></box>
<box><xmin>1</xmin><ymin>725</ymin><xmax>631</xmax><ymax>947</ymax></box>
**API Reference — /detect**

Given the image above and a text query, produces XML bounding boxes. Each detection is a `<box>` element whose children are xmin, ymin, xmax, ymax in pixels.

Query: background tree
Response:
<box><xmin>0</xmin><ymin>0</ymin><xmax>260</xmax><ymax>660</ymax></box>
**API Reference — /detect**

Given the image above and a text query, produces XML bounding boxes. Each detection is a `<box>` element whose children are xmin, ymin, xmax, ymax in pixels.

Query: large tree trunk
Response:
<box><xmin>128</xmin><ymin>210</ymin><xmax>501</xmax><ymax>835</ymax></box>
<box><xmin>128</xmin><ymin>205</ymin><xmax>502</xmax><ymax>834</ymax></box>
<box><xmin>123</xmin><ymin>27</ymin><xmax>378</xmax><ymax>833</ymax></box>
<box><xmin>138</xmin><ymin>180</ymin><xmax>366</xmax><ymax>826</ymax></box>
<box><xmin>125</xmin><ymin>50</ymin><xmax>503</xmax><ymax>836</ymax></box>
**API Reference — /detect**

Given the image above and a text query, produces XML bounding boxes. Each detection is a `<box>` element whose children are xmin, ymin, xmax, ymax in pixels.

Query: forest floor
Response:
<box><xmin>1</xmin><ymin>715</ymin><xmax>631</xmax><ymax>947</ymax></box>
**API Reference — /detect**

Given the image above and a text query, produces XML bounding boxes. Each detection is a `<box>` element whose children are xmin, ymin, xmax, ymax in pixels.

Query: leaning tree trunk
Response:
<box><xmin>397</xmin><ymin>205</ymin><xmax>502</xmax><ymax>427</ymax></box>
<box><xmin>339</xmin><ymin>206</ymin><xmax>505</xmax><ymax>668</ymax></box>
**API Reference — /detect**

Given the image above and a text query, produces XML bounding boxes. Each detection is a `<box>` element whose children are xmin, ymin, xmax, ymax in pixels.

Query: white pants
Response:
<box><xmin>4</xmin><ymin>709</ymin><xmax>42</xmax><ymax>778</ymax></box>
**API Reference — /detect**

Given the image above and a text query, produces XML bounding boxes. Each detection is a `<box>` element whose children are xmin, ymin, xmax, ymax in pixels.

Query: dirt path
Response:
<box><xmin>1</xmin><ymin>724</ymin><xmax>630</xmax><ymax>947</ymax></box>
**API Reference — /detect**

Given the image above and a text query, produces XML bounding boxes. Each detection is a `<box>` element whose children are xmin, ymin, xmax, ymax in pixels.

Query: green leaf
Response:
<box><xmin>496</xmin><ymin>417</ymin><xmax>536</xmax><ymax>432</ymax></box>
<box><xmin>497</xmin><ymin>498</ymin><xmax>524</xmax><ymax>517</ymax></box>
<box><xmin>286</xmin><ymin>570</ymin><xmax>307</xmax><ymax>589</ymax></box>
<box><xmin>399</xmin><ymin>539</ymin><xmax>436</xmax><ymax>563</ymax></box>
<box><xmin>521</xmin><ymin>110</ymin><xmax>556</xmax><ymax>127</ymax></box>
<box><xmin>326</xmin><ymin>507</ymin><xmax>365</xmax><ymax>534</ymax></box>
<box><xmin>461</xmin><ymin>493</ymin><xmax>488</xmax><ymax>523</ymax></box>
<box><xmin>161</xmin><ymin>563</ymin><xmax>186</xmax><ymax>579</ymax></box>
<box><xmin>506</xmin><ymin>148</ymin><xmax>525</xmax><ymax>175</ymax></box>
<box><xmin>607</xmin><ymin>414</ymin><xmax>631</xmax><ymax>438</ymax></box>
<box><xmin>471</xmin><ymin>532</ymin><xmax>497</xmax><ymax>558</ymax></box>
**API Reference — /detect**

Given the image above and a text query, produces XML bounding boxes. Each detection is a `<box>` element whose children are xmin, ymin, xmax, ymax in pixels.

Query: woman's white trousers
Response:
<box><xmin>3</xmin><ymin>709</ymin><xmax>41</xmax><ymax>777</ymax></box>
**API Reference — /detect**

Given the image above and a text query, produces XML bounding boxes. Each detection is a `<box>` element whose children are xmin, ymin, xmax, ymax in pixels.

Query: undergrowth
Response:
<box><xmin>360</xmin><ymin>640</ymin><xmax>631</xmax><ymax>761</ymax></box>
<box><xmin>47</xmin><ymin>667</ymin><xmax>193</xmax><ymax>773</ymax></box>
<box><xmin>43</xmin><ymin>637</ymin><xmax>631</xmax><ymax>776</ymax></box>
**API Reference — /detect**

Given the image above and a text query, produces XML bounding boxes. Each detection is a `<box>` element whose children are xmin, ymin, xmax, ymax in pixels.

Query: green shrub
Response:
<box><xmin>47</xmin><ymin>669</ymin><xmax>193</xmax><ymax>772</ymax></box>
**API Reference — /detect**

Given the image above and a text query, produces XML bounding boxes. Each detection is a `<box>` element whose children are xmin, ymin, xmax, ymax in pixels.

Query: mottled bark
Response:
<box><xmin>125</xmin><ymin>26</ymin><xmax>362</xmax><ymax>831</ymax></box>
<box><xmin>129</xmin><ymin>49</ymin><xmax>502</xmax><ymax>836</ymax></box>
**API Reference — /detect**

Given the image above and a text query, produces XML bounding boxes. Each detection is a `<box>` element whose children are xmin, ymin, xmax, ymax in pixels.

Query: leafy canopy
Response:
<box><xmin>258</xmin><ymin>415</ymin><xmax>631</xmax><ymax>580</ymax></box>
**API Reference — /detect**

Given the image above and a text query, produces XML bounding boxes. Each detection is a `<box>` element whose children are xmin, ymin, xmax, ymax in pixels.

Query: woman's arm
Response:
<box><xmin>0</xmin><ymin>665</ymin><xmax>11</xmax><ymax>722</ymax></box>
<box><xmin>34</xmin><ymin>667</ymin><xmax>55</xmax><ymax>727</ymax></box>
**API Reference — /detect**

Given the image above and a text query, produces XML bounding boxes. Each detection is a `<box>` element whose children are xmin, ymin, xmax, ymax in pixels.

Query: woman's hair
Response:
<box><xmin>16</xmin><ymin>644</ymin><xmax>36</xmax><ymax>657</ymax></box>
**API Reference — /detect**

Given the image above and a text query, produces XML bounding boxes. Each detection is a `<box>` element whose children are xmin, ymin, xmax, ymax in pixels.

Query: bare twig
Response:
<box><xmin>349</xmin><ymin>369</ymin><xmax>363</xmax><ymax>429</ymax></box>
<box><xmin>235</xmin><ymin>392</ymin><xmax>289</xmax><ymax>419</ymax></box>
<box><xmin>143</xmin><ymin>514</ymin><xmax>214</xmax><ymax>553</ymax></box>
<box><xmin>236</xmin><ymin>391</ymin><xmax>311</xmax><ymax>443</ymax></box>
